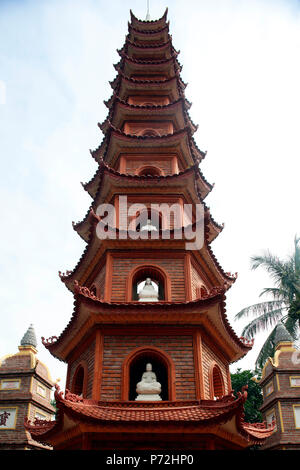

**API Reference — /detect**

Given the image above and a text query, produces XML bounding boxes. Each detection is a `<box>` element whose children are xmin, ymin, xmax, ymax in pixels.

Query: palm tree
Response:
<box><xmin>235</xmin><ymin>236</ymin><xmax>300</xmax><ymax>369</ymax></box>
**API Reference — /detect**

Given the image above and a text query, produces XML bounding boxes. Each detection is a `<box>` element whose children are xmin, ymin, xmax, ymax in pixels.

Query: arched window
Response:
<box><xmin>200</xmin><ymin>286</ymin><xmax>208</xmax><ymax>298</ymax></box>
<box><xmin>128</xmin><ymin>265</ymin><xmax>170</xmax><ymax>302</ymax></box>
<box><xmin>122</xmin><ymin>347</ymin><xmax>175</xmax><ymax>401</ymax></box>
<box><xmin>90</xmin><ymin>285</ymin><xmax>97</xmax><ymax>296</ymax></box>
<box><xmin>210</xmin><ymin>365</ymin><xmax>225</xmax><ymax>399</ymax></box>
<box><xmin>137</xmin><ymin>166</ymin><xmax>162</xmax><ymax>177</ymax></box>
<box><xmin>134</xmin><ymin>207</ymin><xmax>162</xmax><ymax>232</ymax></box>
<box><xmin>72</xmin><ymin>366</ymin><xmax>84</xmax><ymax>396</ymax></box>
<box><xmin>142</xmin><ymin>129</ymin><xmax>160</xmax><ymax>137</ymax></box>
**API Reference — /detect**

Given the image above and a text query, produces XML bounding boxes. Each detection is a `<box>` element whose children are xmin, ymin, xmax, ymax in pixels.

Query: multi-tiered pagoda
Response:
<box><xmin>25</xmin><ymin>9</ymin><xmax>274</xmax><ymax>450</ymax></box>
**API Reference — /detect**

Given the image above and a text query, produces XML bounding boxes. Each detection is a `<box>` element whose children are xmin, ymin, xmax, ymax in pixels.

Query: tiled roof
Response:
<box><xmin>24</xmin><ymin>385</ymin><xmax>275</xmax><ymax>445</ymax></box>
<box><xmin>20</xmin><ymin>324</ymin><xmax>37</xmax><ymax>349</ymax></box>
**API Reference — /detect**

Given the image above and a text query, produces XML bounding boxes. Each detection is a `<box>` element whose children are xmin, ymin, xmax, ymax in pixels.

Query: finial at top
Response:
<box><xmin>20</xmin><ymin>323</ymin><xmax>37</xmax><ymax>349</ymax></box>
<box><xmin>145</xmin><ymin>0</ymin><xmax>151</xmax><ymax>21</ymax></box>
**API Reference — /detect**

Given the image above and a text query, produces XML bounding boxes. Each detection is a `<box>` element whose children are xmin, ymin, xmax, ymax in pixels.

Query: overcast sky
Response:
<box><xmin>0</xmin><ymin>0</ymin><xmax>299</xmax><ymax>391</ymax></box>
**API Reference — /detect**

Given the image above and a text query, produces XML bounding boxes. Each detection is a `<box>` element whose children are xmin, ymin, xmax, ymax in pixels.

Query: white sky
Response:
<box><xmin>0</xmin><ymin>0</ymin><xmax>299</xmax><ymax>392</ymax></box>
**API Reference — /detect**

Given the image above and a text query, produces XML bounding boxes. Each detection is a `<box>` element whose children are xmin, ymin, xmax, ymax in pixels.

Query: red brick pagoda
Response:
<box><xmin>25</xmin><ymin>9</ymin><xmax>274</xmax><ymax>450</ymax></box>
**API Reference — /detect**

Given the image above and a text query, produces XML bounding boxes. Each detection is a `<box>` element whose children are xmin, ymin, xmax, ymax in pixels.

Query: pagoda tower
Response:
<box><xmin>0</xmin><ymin>325</ymin><xmax>55</xmax><ymax>450</ymax></box>
<box><xmin>257</xmin><ymin>324</ymin><xmax>300</xmax><ymax>450</ymax></box>
<box><xmin>25</xmin><ymin>9</ymin><xmax>274</xmax><ymax>450</ymax></box>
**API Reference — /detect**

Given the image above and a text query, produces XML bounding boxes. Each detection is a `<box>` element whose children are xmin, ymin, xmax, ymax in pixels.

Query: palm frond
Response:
<box><xmin>251</xmin><ymin>253</ymin><xmax>286</xmax><ymax>279</ymax></box>
<box><xmin>241</xmin><ymin>309</ymin><xmax>285</xmax><ymax>339</ymax></box>
<box><xmin>284</xmin><ymin>316</ymin><xmax>299</xmax><ymax>340</ymax></box>
<box><xmin>255</xmin><ymin>327</ymin><xmax>278</xmax><ymax>369</ymax></box>
<box><xmin>234</xmin><ymin>300</ymin><xmax>285</xmax><ymax>320</ymax></box>
<box><xmin>259</xmin><ymin>287</ymin><xmax>282</xmax><ymax>299</ymax></box>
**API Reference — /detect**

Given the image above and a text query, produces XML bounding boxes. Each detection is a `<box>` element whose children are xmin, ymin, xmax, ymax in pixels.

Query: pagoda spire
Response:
<box><xmin>146</xmin><ymin>0</ymin><xmax>151</xmax><ymax>21</ymax></box>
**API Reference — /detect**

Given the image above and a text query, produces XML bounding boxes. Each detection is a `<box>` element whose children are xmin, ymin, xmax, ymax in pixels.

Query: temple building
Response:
<box><xmin>258</xmin><ymin>324</ymin><xmax>300</xmax><ymax>450</ymax></box>
<box><xmin>24</xmin><ymin>9</ymin><xmax>274</xmax><ymax>450</ymax></box>
<box><xmin>0</xmin><ymin>325</ymin><xmax>55</xmax><ymax>450</ymax></box>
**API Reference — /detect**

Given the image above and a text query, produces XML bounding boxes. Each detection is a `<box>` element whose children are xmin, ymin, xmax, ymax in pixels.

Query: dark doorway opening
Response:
<box><xmin>129</xmin><ymin>353</ymin><xmax>169</xmax><ymax>401</ymax></box>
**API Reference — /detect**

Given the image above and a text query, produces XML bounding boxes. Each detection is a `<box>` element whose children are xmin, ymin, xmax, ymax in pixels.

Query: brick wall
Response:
<box><xmin>94</xmin><ymin>264</ymin><xmax>106</xmax><ymax>299</ymax></box>
<box><xmin>68</xmin><ymin>340</ymin><xmax>96</xmax><ymax>399</ymax></box>
<box><xmin>110</xmin><ymin>256</ymin><xmax>185</xmax><ymax>302</ymax></box>
<box><xmin>0</xmin><ymin>403</ymin><xmax>28</xmax><ymax>447</ymax></box>
<box><xmin>101</xmin><ymin>335</ymin><xmax>196</xmax><ymax>401</ymax></box>
<box><xmin>190</xmin><ymin>264</ymin><xmax>204</xmax><ymax>300</ymax></box>
<box><xmin>201</xmin><ymin>341</ymin><xmax>228</xmax><ymax>399</ymax></box>
<box><xmin>125</xmin><ymin>158</ymin><xmax>173</xmax><ymax>175</ymax></box>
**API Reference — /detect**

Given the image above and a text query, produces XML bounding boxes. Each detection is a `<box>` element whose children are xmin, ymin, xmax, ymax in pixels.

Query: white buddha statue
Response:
<box><xmin>140</xmin><ymin>219</ymin><xmax>158</xmax><ymax>232</ymax></box>
<box><xmin>138</xmin><ymin>278</ymin><xmax>159</xmax><ymax>302</ymax></box>
<box><xmin>135</xmin><ymin>363</ymin><xmax>162</xmax><ymax>401</ymax></box>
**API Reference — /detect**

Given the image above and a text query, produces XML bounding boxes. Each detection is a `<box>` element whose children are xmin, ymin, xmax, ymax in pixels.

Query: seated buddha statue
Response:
<box><xmin>138</xmin><ymin>278</ymin><xmax>159</xmax><ymax>302</ymax></box>
<box><xmin>140</xmin><ymin>219</ymin><xmax>158</xmax><ymax>232</ymax></box>
<box><xmin>135</xmin><ymin>363</ymin><xmax>162</xmax><ymax>401</ymax></box>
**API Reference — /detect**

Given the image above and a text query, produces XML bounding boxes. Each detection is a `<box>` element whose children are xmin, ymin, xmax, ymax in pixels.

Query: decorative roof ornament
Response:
<box><xmin>20</xmin><ymin>324</ymin><xmax>37</xmax><ymax>349</ymax></box>
<box><xmin>274</xmin><ymin>322</ymin><xmax>293</xmax><ymax>346</ymax></box>
<box><xmin>145</xmin><ymin>0</ymin><xmax>151</xmax><ymax>21</ymax></box>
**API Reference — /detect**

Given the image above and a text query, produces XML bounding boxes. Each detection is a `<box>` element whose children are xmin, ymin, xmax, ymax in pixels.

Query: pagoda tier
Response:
<box><xmin>41</xmin><ymin>285</ymin><xmax>250</xmax><ymax>364</ymax></box>
<box><xmin>91</xmin><ymin>126</ymin><xmax>205</xmax><ymax>168</ymax></box>
<box><xmin>99</xmin><ymin>97</ymin><xmax>198</xmax><ymax>136</ymax></box>
<box><xmin>81</xmin><ymin>158</ymin><xmax>212</xmax><ymax>200</ymax></box>
<box><xmin>58</xmin><ymin>230</ymin><xmax>233</xmax><ymax>301</ymax></box>
<box><xmin>118</xmin><ymin>37</ymin><xmax>177</xmax><ymax>61</ymax></box>
<box><xmin>129</xmin><ymin>8</ymin><xmax>169</xmax><ymax>31</ymax></box>
<box><xmin>127</xmin><ymin>23</ymin><xmax>170</xmax><ymax>43</ymax></box>
<box><xmin>75</xmin><ymin>163</ymin><xmax>217</xmax><ymax>239</ymax></box>
<box><xmin>24</xmin><ymin>384</ymin><xmax>274</xmax><ymax>450</ymax></box>
<box><xmin>104</xmin><ymin>75</ymin><xmax>186</xmax><ymax>109</ymax></box>
<box><xmin>24</xmin><ymin>9</ymin><xmax>272</xmax><ymax>450</ymax></box>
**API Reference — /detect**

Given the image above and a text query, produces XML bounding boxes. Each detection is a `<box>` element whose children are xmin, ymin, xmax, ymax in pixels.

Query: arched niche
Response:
<box><xmin>142</xmin><ymin>129</ymin><xmax>160</xmax><ymax>137</ymax></box>
<box><xmin>126</xmin><ymin>264</ymin><xmax>171</xmax><ymax>302</ymax></box>
<box><xmin>133</xmin><ymin>207</ymin><xmax>163</xmax><ymax>232</ymax></box>
<box><xmin>90</xmin><ymin>284</ymin><xmax>97</xmax><ymax>296</ymax></box>
<box><xmin>136</xmin><ymin>165</ymin><xmax>164</xmax><ymax>177</ymax></box>
<box><xmin>71</xmin><ymin>362</ymin><xmax>88</xmax><ymax>398</ymax></box>
<box><xmin>121</xmin><ymin>346</ymin><xmax>176</xmax><ymax>401</ymax></box>
<box><xmin>209</xmin><ymin>363</ymin><xmax>225</xmax><ymax>399</ymax></box>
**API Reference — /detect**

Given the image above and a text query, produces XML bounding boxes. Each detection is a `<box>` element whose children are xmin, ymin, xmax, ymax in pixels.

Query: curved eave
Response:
<box><xmin>64</xmin><ymin>208</ymin><xmax>229</xmax><ymax>298</ymax></box>
<box><xmin>113</xmin><ymin>55</ymin><xmax>182</xmax><ymax>82</ymax></box>
<box><xmin>129</xmin><ymin>8</ymin><xmax>169</xmax><ymax>30</ymax></box>
<box><xmin>128</xmin><ymin>22</ymin><xmax>169</xmax><ymax>35</ymax></box>
<box><xmin>83</xmin><ymin>160</ymin><xmax>212</xmax><ymax>203</ymax></box>
<box><xmin>92</xmin><ymin>126</ymin><xmax>205</xmax><ymax>168</ymax></box>
<box><xmin>106</xmin><ymin>74</ymin><xmax>185</xmax><ymax>107</ymax></box>
<box><xmin>41</xmin><ymin>286</ymin><xmax>253</xmax><ymax>363</ymax></box>
<box><xmin>121</xmin><ymin>37</ymin><xmax>176</xmax><ymax>56</ymax></box>
<box><xmin>76</xmin><ymin>164</ymin><xmax>213</xmax><ymax>241</ymax></box>
<box><xmin>105</xmin><ymin>92</ymin><xmax>191</xmax><ymax>112</ymax></box>
<box><xmin>128</xmin><ymin>23</ymin><xmax>170</xmax><ymax>42</ymax></box>
<box><xmin>204</xmin><ymin>239</ymin><xmax>238</xmax><ymax>286</ymax></box>
<box><xmin>100</xmin><ymin>97</ymin><xmax>198</xmax><ymax>136</ymax></box>
<box><xmin>24</xmin><ymin>386</ymin><xmax>275</xmax><ymax>447</ymax></box>
<box><xmin>116</xmin><ymin>51</ymin><xmax>181</xmax><ymax>68</ymax></box>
